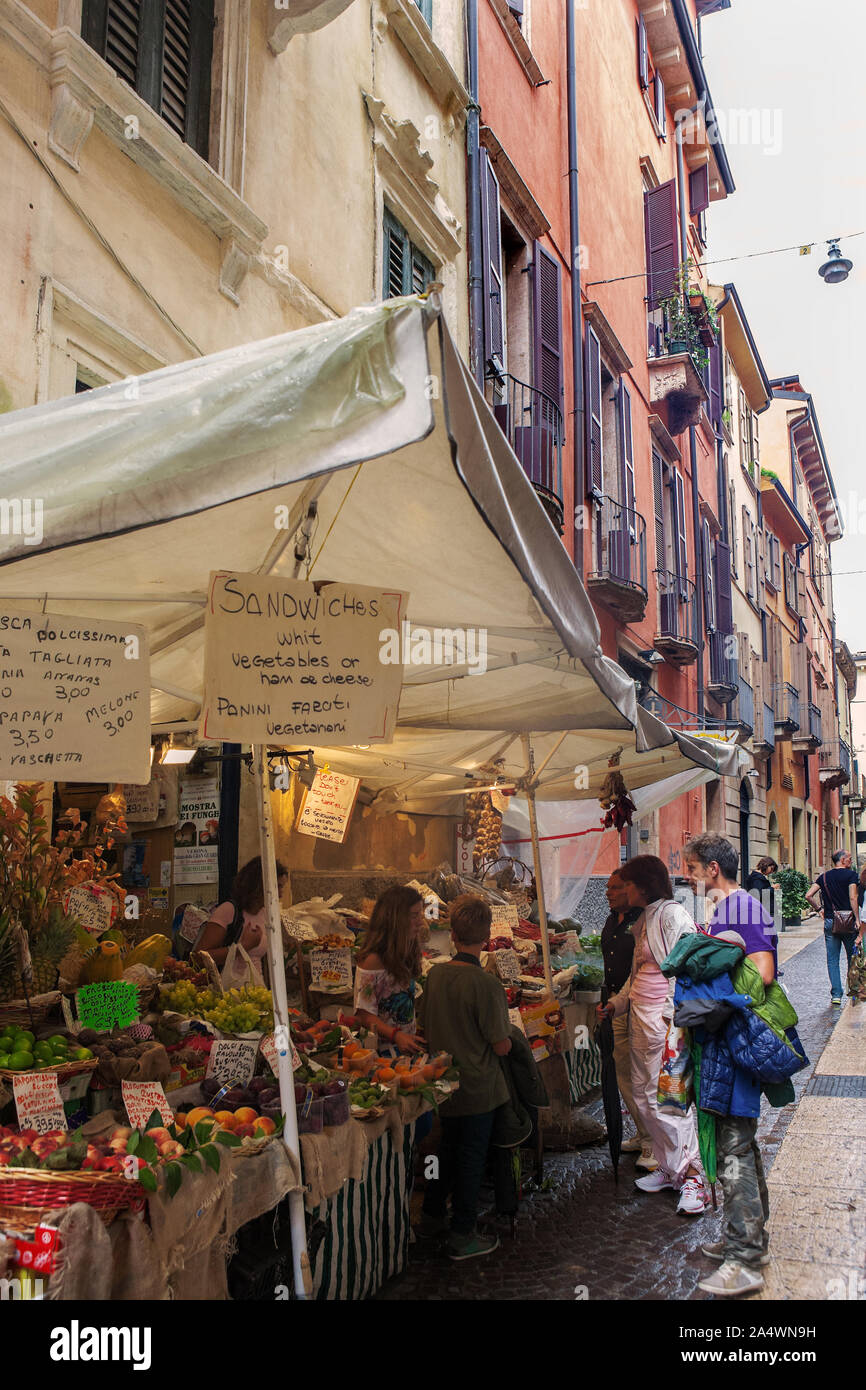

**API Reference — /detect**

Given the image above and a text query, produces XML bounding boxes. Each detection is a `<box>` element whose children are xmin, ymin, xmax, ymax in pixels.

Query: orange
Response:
<box><xmin>342</xmin><ymin>1041</ymin><xmax>359</xmax><ymax>1057</ymax></box>
<box><xmin>185</xmin><ymin>1106</ymin><xmax>215</xmax><ymax>1128</ymax></box>
<box><xmin>420</xmin><ymin>1064</ymin><xmax>435</xmax><ymax>1081</ymax></box>
<box><xmin>377</xmin><ymin>1067</ymin><xmax>396</xmax><ymax>1082</ymax></box>
<box><xmin>399</xmin><ymin>1073</ymin><xmax>416</xmax><ymax>1090</ymax></box>
<box><xmin>213</xmin><ymin>1110</ymin><xmax>237</xmax><ymax>1131</ymax></box>
<box><xmin>233</xmin><ymin>1107</ymin><xmax>258</xmax><ymax>1126</ymax></box>
<box><xmin>394</xmin><ymin>1060</ymin><xmax>411</xmax><ymax>1073</ymax></box>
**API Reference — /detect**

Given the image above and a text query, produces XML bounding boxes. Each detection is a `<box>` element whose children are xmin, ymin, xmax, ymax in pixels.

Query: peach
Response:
<box><xmin>234</xmin><ymin>1123</ymin><xmax>255</xmax><ymax>1139</ymax></box>
<box><xmin>213</xmin><ymin>1110</ymin><xmax>237</xmax><ymax>1131</ymax></box>
<box><xmin>233</xmin><ymin>1107</ymin><xmax>258</xmax><ymax>1126</ymax></box>
<box><xmin>251</xmin><ymin>1116</ymin><xmax>276</xmax><ymax>1137</ymax></box>
<box><xmin>145</xmin><ymin>1126</ymin><xmax>172</xmax><ymax>1147</ymax></box>
<box><xmin>159</xmin><ymin>1140</ymin><xmax>185</xmax><ymax>1158</ymax></box>
<box><xmin>185</xmin><ymin>1107</ymin><xmax>215</xmax><ymax>1129</ymax></box>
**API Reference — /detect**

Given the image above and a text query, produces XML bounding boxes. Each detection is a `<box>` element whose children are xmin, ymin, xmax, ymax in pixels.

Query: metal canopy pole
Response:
<box><xmin>253</xmin><ymin>746</ymin><xmax>311</xmax><ymax>1300</ymax></box>
<box><xmin>521</xmin><ymin>733</ymin><xmax>555</xmax><ymax>996</ymax></box>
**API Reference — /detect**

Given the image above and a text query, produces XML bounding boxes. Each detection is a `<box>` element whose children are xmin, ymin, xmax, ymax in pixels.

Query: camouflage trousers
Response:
<box><xmin>716</xmin><ymin>1114</ymin><xmax>770</xmax><ymax>1267</ymax></box>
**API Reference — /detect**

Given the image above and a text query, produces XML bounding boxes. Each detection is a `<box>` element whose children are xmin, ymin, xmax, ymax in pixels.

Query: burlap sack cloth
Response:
<box><xmin>300</xmin><ymin>1093</ymin><xmax>428</xmax><ymax>1211</ymax></box>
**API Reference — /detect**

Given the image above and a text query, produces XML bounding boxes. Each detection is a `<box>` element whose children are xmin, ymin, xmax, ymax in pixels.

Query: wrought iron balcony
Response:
<box><xmin>706</xmin><ymin>630</ymin><xmax>737</xmax><ymax>702</ymax></box>
<box><xmin>772</xmin><ymin>681</ymin><xmax>800</xmax><ymax>737</ymax></box>
<box><xmin>587</xmin><ymin>496</ymin><xmax>648</xmax><ymax>622</ymax></box>
<box><xmin>491</xmin><ymin>373</ymin><xmax>564</xmax><ymax>533</ymax></box>
<box><xmin>793</xmin><ymin>699</ymin><xmax>822</xmax><ymax>752</ymax></box>
<box><xmin>731</xmin><ymin>676</ymin><xmax>754</xmax><ymax>734</ymax></box>
<box><xmin>751</xmin><ymin>701</ymin><xmax>776</xmax><ymax>760</ymax></box>
<box><xmin>819</xmin><ymin>737</ymin><xmax>850</xmax><ymax>788</ymax></box>
<box><xmin>653</xmin><ymin>570</ymin><xmax>698</xmax><ymax>665</ymax></box>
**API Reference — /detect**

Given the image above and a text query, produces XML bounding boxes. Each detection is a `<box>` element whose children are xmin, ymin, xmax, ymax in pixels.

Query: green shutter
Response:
<box><xmin>383</xmin><ymin>208</ymin><xmax>434</xmax><ymax>298</ymax></box>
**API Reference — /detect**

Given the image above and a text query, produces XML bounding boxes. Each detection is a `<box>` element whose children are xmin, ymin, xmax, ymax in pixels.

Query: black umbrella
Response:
<box><xmin>594</xmin><ymin>1010</ymin><xmax>622</xmax><ymax>1183</ymax></box>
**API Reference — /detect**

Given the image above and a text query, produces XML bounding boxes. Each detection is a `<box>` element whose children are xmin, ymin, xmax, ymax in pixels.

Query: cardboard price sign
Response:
<box><xmin>64</xmin><ymin>881</ymin><xmax>117</xmax><ymax>937</ymax></box>
<box><xmin>489</xmin><ymin>904</ymin><xmax>519</xmax><ymax>937</ymax></box>
<box><xmin>493</xmin><ymin>949</ymin><xmax>522</xmax><ymax>984</ymax></box>
<box><xmin>122</xmin><ymin>1080</ymin><xmax>174</xmax><ymax>1129</ymax></box>
<box><xmin>260</xmin><ymin>1031</ymin><xmax>301</xmax><ymax>1074</ymax></box>
<box><xmin>296</xmin><ymin>770</ymin><xmax>361</xmax><ymax>845</ymax></box>
<box><xmin>13</xmin><ymin>1072</ymin><xmax>67</xmax><ymax>1134</ymax></box>
<box><xmin>0</xmin><ymin>608</ymin><xmax>150</xmax><ymax>782</ymax></box>
<box><xmin>199</xmin><ymin>573</ymin><xmax>407</xmax><ymax>747</ymax></box>
<box><xmin>310</xmin><ymin>948</ymin><xmax>353</xmax><ymax>991</ymax></box>
<box><xmin>76</xmin><ymin>981</ymin><xmax>139</xmax><ymax>1031</ymax></box>
<box><xmin>205</xmin><ymin>1039</ymin><xmax>258</xmax><ymax>1088</ymax></box>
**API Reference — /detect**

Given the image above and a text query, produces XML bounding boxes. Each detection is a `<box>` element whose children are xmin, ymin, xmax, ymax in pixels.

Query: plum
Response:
<box><xmin>293</xmin><ymin>1084</ymin><xmax>307</xmax><ymax>1104</ymax></box>
<box><xmin>325</xmin><ymin>1081</ymin><xmax>345</xmax><ymax>1096</ymax></box>
<box><xmin>249</xmin><ymin>1077</ymin><xmax>269</xmax><ymax>1095</ymax></box>
<box><xmin>260</xmin><ymin>1088</ymin><xmax>280</xmax><ymax>1105</ymax></box>
<box><xmin>201</xmin><ymin>1077</ymin><xmax>222</xmax><ymax>1098</ymax></box>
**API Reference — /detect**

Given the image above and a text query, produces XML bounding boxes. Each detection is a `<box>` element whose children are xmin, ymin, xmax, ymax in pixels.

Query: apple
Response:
<box><xmin>158</xmin><ymin>1140</ymin><xmax>184</xmax><ymax>1159</ymax></box>
<box><xmin>32</xmin><ymin>1136</ymin><xmax>61</xmax><ymax>1158</ymax></box>
<box><xmin>109</xmin><ymin>1137</ymin><xmax>130</xmax><ymax>1152</ymax></box>
<box><xmin>145</xmin><ymin>1127</ymin><xmax>172</xmax><ymax>1147</ymax></box>
<box><xmin>234</xmin><ymin>1123</ymin><xmax>255</xmax><ymax>1139</ymax></box>
<box><xmin>97</xmin><ymin>1155</ymin><xmax>125</xmax><ymax>1172</ymax></box>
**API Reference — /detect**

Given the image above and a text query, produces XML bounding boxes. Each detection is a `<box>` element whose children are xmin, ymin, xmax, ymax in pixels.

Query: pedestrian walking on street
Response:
<box><xmin>600</xmin><ymin>871</ymin><xmax>653</xmax><ymax>1169</ymax></box>
<box><xmin>684</xmin><ymin>834</ymin><xmax>780</xmax><ymax>1297</ymax></box>
<box><xmin>744</xmin><ymin>856</ymin><xmax>778</xmax><ymax>922</ymax></box>
<box><xmin>804</xmin><ymin>850</ymin><xmax>862</xmax><ymax>1006</ymax></box>
<box><xmin>597</xmin><ymin>856</ymin><xmax>708</xmax><ymax>1216</ymax></box>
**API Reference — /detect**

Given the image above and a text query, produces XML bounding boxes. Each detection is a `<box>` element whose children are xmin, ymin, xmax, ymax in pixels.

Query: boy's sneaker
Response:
<box><xmin>701</xmin><ymin>1239</ymin><xmax>770</xmax><ymax>1267</ymax></box>
<box><xmin>676</xmin><ymin>1176</ymin><xmax>709</xmax><ymax>1216</ymax></box>
<box><xmin>635</xmin><ymin>1145</ymin><xmax>658</xmax><ymax>1172</ymax></box>
<box><xmin>416</xmin><ymin>1213</ymin><xmax>450</xmax><ymax>1238</ymax></box>
<box><xmin>697</xmin><ymin>1259</ymin><xmax>765</xmax><ymax>1297</ymax></box>
<box><xmin>449</xmin><ymin>1232</ymin><xmax>500</xmax><ymax>1261</ymax></box>
<box><xmin>621</xmin><ymin>1136</ymin><xmax>643</xmax><ymax>1153</ymax></box>
<box><xmin>634</xmin><ymin>1166</ymin><xmax>676</xmax><ymax>1193</ymax></box>
<box><xmin>831</xmin><ymin>997</ymin><xmax>842</xmax><ymax>1006</ymax></box>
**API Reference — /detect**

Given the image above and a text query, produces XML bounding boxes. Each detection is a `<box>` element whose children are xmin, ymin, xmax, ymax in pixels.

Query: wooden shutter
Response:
<box><xmin>796</xmin><ymin>565</ymin><xmax>807</xmax><ymax>618</ymax></box>
<box><xmin>585</xmin><ymin>323</ymin><xmax>603</xmax><ymax>495</ymax></box>
<box><xmin>480</xmin><ymin>151</ymin><xmax>504</xmax><ymax>370</ymax></box>
<box><xmin>702</xmin><ymin>519</ymin><xmax>716</xmax><ymax>630</ymax></box>
<box><xmin>714</xmin><ymin>539</ymin><xmax>733</xmax><ymax>633</ymax></box>
<box><xmin>384</xmin><ymin>210</ymin><xmax>407</xmax><ymax>299</ymax></box>
<box><xmin>637</xmin><ymin>15</ymin><xmax>649</xmax><ymax>88</ymax></box>
<box><xmin>738</xmin><ymin>387</ymin><xmax>749</xmax><ymax>469</ymax></box>
<box><xmin>773</xmin><ymin>535</ymin><xmax>782</xmax><ymax>591</ymax></box>
<box><xmin>742</xmin><ymin>507</ymin><xmax>753</xmax><ymax>598</ymax></box>
<box><xmin>737</xmin><ymin>631</ymin><xmax>751</xmax><ymax>687</ymax></box>
<box><xmin>752</xmin><ymin>647</ymin><xmax>765</xmax><ymax>718</ymax></box>
<box><xmin>708</xmin><ymin>341</ymin><xmax>722</xmax><ymax>429</ymax></box>
<box><xmin>652</xmin><ymin>448</ymin><xmax>666</xmax><ymax>575</ymax></box>
<box><xmin>644</xmin><ymin>181</ymin><xmax>679</xmax><ymax>308</ymax></box>
<box><xmin>674</xmin><ymin>469</ymin><xmax>688</xmax><ymax>588</ymax></box>
<box><xmin>790</xmin><ymin>641</ymin><xmax>808</xmax><ymax>710</ymax></box>
<box><xmin>728</xmin><ymin>480</ymin><xmax>738</xmax><ymax>575</ymax></box>
<box><xmin>689</xmin><ymin>164</ymin><xmax>710</xmax><ymax>216</ymax></box>
<box><xmin>654</xmin><ymin>71</ymin><xmax>666</xmax><ymax>136</ymax></box>
<box><xmin>534</xmin><ymin>244</ymin><xmax>563</xmax><ymax>405</ymax></box>
<box><xmin>752</xmin><ymin>410</ymin><xmax>760</xmax><ymax>466</ymax></box>
<box><xmin>619</xmin><ymin>383</ymin><xmax>636</xmax><ymax>515</ymax></box>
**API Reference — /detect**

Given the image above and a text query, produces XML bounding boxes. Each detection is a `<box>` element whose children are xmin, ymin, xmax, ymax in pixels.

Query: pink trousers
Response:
<box><xmin>628</xmin><ymin>991</ymin><xmax>702</xmax><ymax>1184</ymax></box>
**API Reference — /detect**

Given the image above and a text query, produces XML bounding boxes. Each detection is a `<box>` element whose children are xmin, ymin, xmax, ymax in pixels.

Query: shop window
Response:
<box><xmin>383</xmin><ymin>209</ymin><xmax>435</xmax><ymax>299</ymax></box>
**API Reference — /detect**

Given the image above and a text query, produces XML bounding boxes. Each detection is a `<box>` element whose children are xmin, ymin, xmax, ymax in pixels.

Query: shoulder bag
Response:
<box><xmin>821</xmin><ymin>874</ymin><xmax>856</xmax><ymax>937</ymax></box>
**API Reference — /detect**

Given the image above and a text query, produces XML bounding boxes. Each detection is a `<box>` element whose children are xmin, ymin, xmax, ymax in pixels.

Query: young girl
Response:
<box><xmin>354</xmin><ymin>885</ymin><xmax>426</xmax><ymax>1054</ymax></box>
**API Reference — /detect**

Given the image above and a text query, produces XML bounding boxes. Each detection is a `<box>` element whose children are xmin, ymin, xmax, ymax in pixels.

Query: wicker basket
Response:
<box><xmin>0</xmin><ymin>1166</ymin><xmax>145</xmax><ymax>1227</ymax></box>
<box><xmin>0</xmin><ymin>994</ymin><xmax>62</xmax><ymax>1032</ymax></box>
<box><xmin>0</xmin><ymin>1057</ymin><xmax>98</xmax><ymax>1084</ymax></box>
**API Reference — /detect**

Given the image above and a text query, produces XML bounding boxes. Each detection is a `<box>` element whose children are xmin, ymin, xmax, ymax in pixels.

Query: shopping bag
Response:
<box><xmin>657</xmin><ymin>1021</ymin><xmax>694</xmax><ymax>1111</ymax></box>
<box><xmin>220</xmin><ymin>941</ymin><xmax>265</xmax><ymax>991</ymax></box>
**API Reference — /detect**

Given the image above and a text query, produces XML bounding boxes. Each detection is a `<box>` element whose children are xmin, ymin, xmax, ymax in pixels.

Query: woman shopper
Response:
<box><xmin>600</xmin><ymin>871</ymin><xmax>653</xmax><ymax>1169</ymax></box>
<box><xmin>197</xmin><ymin>855</ymin><xmax>288</xmax><ymax>982</ymax></box>
<box><xmin>597</xmin><ymin>855</ymin><xmax>707</xmax><ymax>1215</ymax></box>
<box><xmin>354</xmin><ymin>885</ymin><xmax>426</xmax><ymax>1054</ymax></box>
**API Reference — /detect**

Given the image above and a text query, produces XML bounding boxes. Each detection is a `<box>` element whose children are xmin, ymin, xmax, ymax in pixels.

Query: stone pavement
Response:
<box><xmin>375</xmin><ymin>920</ymin><xmax>854</xmax><ymax>1301</ymax></box>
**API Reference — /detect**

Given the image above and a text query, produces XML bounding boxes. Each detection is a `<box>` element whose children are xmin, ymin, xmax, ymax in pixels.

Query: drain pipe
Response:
<box><xmin>466</xmin><ymin>0</ymin><xmax>485</xmax><ymax>386</ymax></box>
<box><xmin>675</xmin><ymin>112</ymin><xmax>705</xmax><ymax>718</ymax></box>
<box><xmin>566</xmin><ymin>0</ymin><xmax>585</xmax><ymax>571</ymax></box>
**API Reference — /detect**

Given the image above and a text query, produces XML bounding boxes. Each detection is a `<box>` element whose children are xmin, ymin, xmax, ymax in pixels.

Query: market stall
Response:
<box><xmin>0</xmin><ymin>294</ymin><xmax>743</xmax><ymax>1299</ymax></box>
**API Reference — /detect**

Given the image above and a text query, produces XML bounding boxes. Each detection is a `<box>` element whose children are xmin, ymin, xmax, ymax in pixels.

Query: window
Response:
<box><xmin>81</xmin><ymin>0</ymin><xmax>214</xmax><ymax>158</ymax></box>
<box><xmin>742</xmin><ymin>506</ymin><xmax>757</xmax><ymax>602</ymax></box>
<box><xmin>653</xmin><ymin>71</ymin><xmax>666</xmax><ymax>138</ymax></box>
<box><xmin>415</xmin><ymin>0</ymin><xmax>433</xmax><ymax>25</ymax></box>
<box><xmin>783</xmin><ymin>552</ymin><xmax>799</xmax><ymax>615</ymax></box>
<box><xmin>723</xmin><ymin>354</ymin><xmax>733</xmax><ymax>422</ymax></box>
<box><xmin>507</xmin><ymin>0</ymin><xmax>522</xmax><ymax>26</ymax></box>
<box><xmin>637</xmin><ymin>14</ymin><xmax>649</xmax><ymax>89</ymax></box>
<box><xmin>728</xmin><ymin>480</ymin><xmax>738</xmax><ymax>577</ymax></box>
<box><xmin>764</xmin><ymin>532</ymin><xmax>781</xmax><ymax>592</ymax></box>
<box><xmin>702</xmin><ymin>518</ymin><xmax>717</xmax><ymax>631</ymax></box>
<box><xmin>383</xmin><ymin>209</ymin><xmax>434</xmax><ymax>299</ymax></box>
<box><xmin>689</xmin><ymin>165</ymin><xmax>710</xmax><ymax>216</ymax></box>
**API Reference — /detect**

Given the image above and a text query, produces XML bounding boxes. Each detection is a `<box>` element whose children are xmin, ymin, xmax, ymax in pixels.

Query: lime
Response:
<box><xmin>8</xmin><ymin>1051</ymin><xmax>34</xmax><ymax>1070</ymax></box>
<box><xmin>71</xmin><ymin>1047</ymin><xmax>93</xmax><ymax>1061</ymax></box>
<box><xmin>0</xmin><ymin>1053</ymin><xmax>10</xmax><ymax>1069</ymax></box>
<box><xmin>33</xmin><ymin>1041</ymin><xmax>54</xmax><ymax>1060</ymax></box>
<box><xmin>47</xmin><ymin>1034</ymin><xmax>67</xmax><ymax>1048</ymax></box>
<box><xmin>14</xmin><ymin>1030</ymin><xmax>35</xmax><ymax>1048</ymax></box>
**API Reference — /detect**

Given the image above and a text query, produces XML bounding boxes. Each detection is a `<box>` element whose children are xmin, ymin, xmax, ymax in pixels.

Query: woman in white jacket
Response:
<box><xmin>597</xmin><ymin>854</ymin><xmax>707</xmax><ymax>1216</ymax></box>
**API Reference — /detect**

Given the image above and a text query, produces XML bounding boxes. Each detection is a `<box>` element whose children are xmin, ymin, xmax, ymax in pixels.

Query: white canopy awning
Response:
<box><xmin>0</xmin><ymin>296</ymin><xmax>742</xmax><ymax>807</ymax></box>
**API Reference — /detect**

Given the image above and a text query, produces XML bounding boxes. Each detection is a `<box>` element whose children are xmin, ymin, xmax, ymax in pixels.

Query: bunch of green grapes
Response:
<box><xmin>160</xmin><ymin>981</ymin><xmax>202</xmax><ymax>1014</ymax></box>
<box><xmin>202</xmin><ymin>985</ymin><xmax>274</xmax><ymax>1034</ymax></box>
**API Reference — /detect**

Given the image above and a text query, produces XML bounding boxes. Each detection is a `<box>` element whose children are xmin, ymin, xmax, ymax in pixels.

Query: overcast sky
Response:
<box><xmin>701</xmin><ymin>0</ymin><xmax>866</xmax><ymax>652</ymax></box>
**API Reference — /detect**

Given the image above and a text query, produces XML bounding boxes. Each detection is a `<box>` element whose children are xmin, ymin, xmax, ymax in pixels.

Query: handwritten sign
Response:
<box><xmin>174</xmin><ymin>776</ymin><xmax>220</xmax><ymax>884</ymax></box>
<box><xmin>199</xmin><ymin>574</ymin><xmax>407</xmax><ymax>746</ymax></box>
<box><xmin>297</xmin><ymin>770</ymin><xmax>361</xmax><ymax>844</ymax></box>
<box><xmin>494</xmin><ymin>949</ymin><xmax>522</xmax><ymax>984</ymax></box>
<box><xmin>310</xmin><ymin>948</ymin><xmax>353</xmax><ymax>991</ymax></box>
<box><xmin>489</xmin><ymin>904</ymin><xmax>519</xmax><ymax>937</ymax></box>
<box><xmin>123</xmin><ymin>778</ymin><xmax>160</xmax><ymax>822</ymax></box>
<box><xmin>64</xmin><ymin>881</ymin><xmax>118</xmax><ymax>937</ymax></box>
<box><xmin>205</xmin><ymin>1039</ymin><xmax>258</xmax><ymax>1088</ymax></box>
<box><xmin>13</xmin><ymin>1072</ymin><xmax>67</xmax><ymax>1134</ymax></box>
<box><xmin>261</xmin><ymin>1031</ymin><xmax>301</xmax><ymax>1074</ymax></box>
<box><xmin>0</xmin><ymin>608</ymin><xmax>150</xmax><ymax>782</ymax></box>
<box><xmin>76</xmin><ymin>981</ymin><xmax>139</xmax><ymax>1031</ymax></box>
<box><xmin>122</xmin><ymin>1080</ymin><xmax>174</xmax><ymax>1129</ymax></box>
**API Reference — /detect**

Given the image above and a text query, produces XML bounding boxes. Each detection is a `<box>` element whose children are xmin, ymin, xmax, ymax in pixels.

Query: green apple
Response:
<box><xmin>14</xmin><ymin>1030</ymin><xmax>35</xmax><ymax>1049</ymax></box>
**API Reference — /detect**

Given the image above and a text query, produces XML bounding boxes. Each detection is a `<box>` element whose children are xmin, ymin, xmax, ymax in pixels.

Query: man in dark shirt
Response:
<box><xmin>600</xmin><ymin>871</ymin><xmax>649</xmax><ymax>1165</ymax></box>
<box><xmin>805</xmin><ymin>849</ymin><xmax>862</xmax><ymax>1005</ymax></box>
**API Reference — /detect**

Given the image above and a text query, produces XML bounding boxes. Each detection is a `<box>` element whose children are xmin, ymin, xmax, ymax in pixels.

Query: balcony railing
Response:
<box><xmin>654</xmin><ymin>570</ymin><xmax>698</xmax><ymax>664</ymax></box>
<box><xmin>819</xmin><ymin>738</ymin><xmax>850</xmax><ymax>785</ymax></box>
<box><xmin>773</xmin><ymin>681</ymin><xmax>800</xmax><ymax>735</ymax></box>
<box><xmin>491</xmin><ymin>373</ymin><xmax>564</xmax><ymax>531</ymax></box>
<box><xmin>707</xmin><ymin>630</ymin><xmax>737</xmax><ymax>699</ymax></box>
<box><xmin>587</xmin><ymin>496</ymin><xmax>648</xmax><ymax>622</ymax></box>
<box><xmin>732</xmin><ymin>676</ymin><xmax>754</xmax><ymax>734</ymax></box>
<box><xmin>793</xmin><ymin>699</ymin><xmax>822</xmax><ymax>749</ymax></box>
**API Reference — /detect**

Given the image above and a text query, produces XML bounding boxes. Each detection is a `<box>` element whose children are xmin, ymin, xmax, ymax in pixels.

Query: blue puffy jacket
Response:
<box><xmin>725</xmin><ymin>1007</ymin><xmax>808</xmax><ymax>1085</ymax></box>
<box><xmin>674</xmin><ymin>974</ymin><xmax>762</xmax><ymax>1117</ymax></box>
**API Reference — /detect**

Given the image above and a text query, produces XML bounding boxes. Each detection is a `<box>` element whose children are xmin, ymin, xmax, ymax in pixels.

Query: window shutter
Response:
<box><xmin>384</xmin><ymin>210</ymin><xmax>407</xmax><ymax>299</ymax></box>
<box><xmin>480</xmin><ymin>151</ymin><xmax>504</xmax><ymax>371</ymax></box>
<box><xmin>790</xmin><ymin>641</ymin><xmax>808</xmax><ymax>707</ymax></box>
<box><xmin>689</xmin><ymin>164</ymin><xmax>710</xmax><ymax>216</ymax></box>
<box><xmin>772</xmin><ymin>535</ymin><xmax>782</xmax><ymax>591</ymax></box>
<box><xmin>181</xmin><ymin>0</ymin><xmax>213</xmax><ymax>158</ymax></box>
<box><xmin>752</xmin><ymin>647</ymin><xmax>765</xmax><ymax>716</ymax></box>
<box><xmin>708</xmin><ymin>341</ymin><xmax>722</xmax><ymax>429</ymax></box>
<box><xmin>728</xmin><ymin>480</ymin><xmax>738</xmax><ymax>576</ymax></box>
<box><xmin>652</xmin><ymin>448</ymin><xmax>666</xmax><ymax>574</ymax></box>
<box><xmin>644</xmin><ymin>181</ymin><xmax>679</xmax><ymax>309</ymax></box>
<box><xmin>654</xmin><ymin>71</ymin><xmax>666</xmax><ymax>137</ymax></box>
<box><xmin>702</xmin><ymin>519</ymin><xmax>716</xmax><ymax>630</ymax></box>
<box><xmin>751</xmin><ymin>410</ymin><xmax>760</xmax><ymax>466</ymax></box>
<box><xmin>796</xmin><ymin>565</ymin><xmax>807</xmax><ymax>617</ymax></box>
<box><xmin>619</xmin><ymin>383</ymin><xmax>636</xmax><ymax>515</ymax></box>
<box><xmin>585</xmin><ymin>323</ymin><xmax>603</xmax><ymax>495</ymax></box>
<box><xmin>674</xmin><ymin>469</ymin><xmax>688</xmax><ymax>586</ymax></box>
<box><xmin>738</xmin><ymin>631</ymin><xmax>751</xmax><ymax>687</ymax></box>
<box><xmin>637</xmin><ymin>14</ymin><xmax>649</xmax><ymax>88</ymax></box>
<box><xmin>742</xmin><ymin>507</ymin><xmax>754</xmax><ymax>599</ymax></box>
<box><xmin>738</xmin><ymin>387</ymin><xmax>749</xmax><ymax>469</ymax></box>
<box><xmin>714</xmin><ymin>539</ymin><xmax>733</xmax><ymax>633</ymax></box>
<box><xmin>534</xmin><ymin>244</ymin><xmax>563</xmax><ymax>406</ymax></box>
<box><xmin>723</xmin><ymin>353</ymin><xmax>733</xmax><ymax>415</ymax></box>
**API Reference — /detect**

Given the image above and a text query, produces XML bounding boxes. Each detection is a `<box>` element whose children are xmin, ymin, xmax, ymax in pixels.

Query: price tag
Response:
<box><xmin>310</xmin><ymin>947</ymin><xmax>353</xmax><ymax>991</ymax></box>
<box><xmin>489</xmin><ymin>904</ymin><xmax>519</xmax><ymax>937</ymax></box>
<box><xmin>122</xmin><ymin>1080</ymin><xmax>174</xmax><ymax>1129</ymax></box>
<box><xmin>494</xmin><ymin>949</ymin><xmax>522</xmax><ymax>984</ymax></box>
<box><xmin>205</xmin><ymin>1039</ymin><xmax>258</xmax><ymax>1088</ymax></box>
<box><xmin>76</xmin><ymin>981</ymin><xmax>139</xmax><ymax>1031</ymax></box>
<box><xmin>508</xmin><ymin>1008</ymin><xmax>526</xmax><ymax>1035</ymax></box>
<box><xmin>13</xmin><ymin>1073</ymin><xmax>67</xmax><ymax>1134</ymax></box>
<box><xmin>64</xmin><ymin>882</ymin><xmax>118</xmax><ymax>937</ymax></box>
<box><xmin>261</xmin><ymin>1032</ymin><xmax>301</xmax><ymax>1073</ymax></box>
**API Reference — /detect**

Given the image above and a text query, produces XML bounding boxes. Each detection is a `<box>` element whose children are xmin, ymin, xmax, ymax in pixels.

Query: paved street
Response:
<box><xmin>375</xmin><ymin>923</ymin><xmax>857</xmax><ymax>1301</ymax></box>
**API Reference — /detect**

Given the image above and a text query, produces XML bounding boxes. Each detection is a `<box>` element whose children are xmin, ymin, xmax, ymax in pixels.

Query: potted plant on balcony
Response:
<box><xmin>773</xmin><ymin>866</ymin><xmax>810</xmax><ymax>930</ymax></box>
<box><xmin>657</xmin><ymin>264</ymin><xmax>710</xmax><ymax>371</ymax></box>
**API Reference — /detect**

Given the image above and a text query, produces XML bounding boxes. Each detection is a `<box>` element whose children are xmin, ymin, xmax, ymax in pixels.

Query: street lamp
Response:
<box><xmin>818</xmin><ymin>239</ymin><xmax>853</xmax><ymax>285</ymax></box>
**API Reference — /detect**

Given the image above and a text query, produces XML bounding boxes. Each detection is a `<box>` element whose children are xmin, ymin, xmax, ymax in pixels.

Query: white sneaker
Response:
<box><xmin>676</xmin><ymin>1176</ymin><xmax>709</xmax><ymax>1215</ymax></box>
<box><xmin>621</xmin><ymin>1136</ymin><xmax>643</xmax><ymax>1153</ymax></box>
<box><xmin>634</xmin><ymin>1166</ymin><xmax>676</xmax><ymax>1192</ymax></box>
<box><xmin>697</xmin><ymin>1259</ymin><xmax>765</xmax><ymax>1297</ymax></box>
<box><xmin>635</xmin><ymin>1145</ymin><xmax>658</xmax><ymax>1172</ymax></box>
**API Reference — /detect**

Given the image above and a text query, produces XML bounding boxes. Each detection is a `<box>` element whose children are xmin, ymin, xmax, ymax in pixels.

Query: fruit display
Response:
<box><xmin>0</xmin><ymin>1026</ymin><xmax>92</xmax><ymax>1072</ymax></box>
<box><xmin>160</xmin><ymin>957</ymin><xmax>208</xmax><ymax>987</ymax></box>
<box><xmin>159</xmin><ymin>982</ymin><xmax>274</xmax><ymax>1034</ymax></box>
